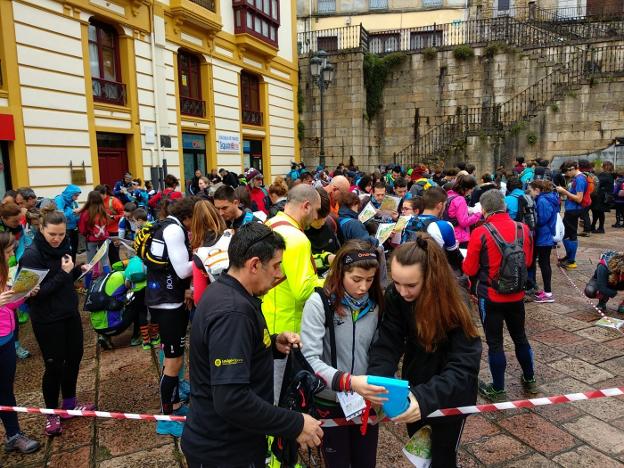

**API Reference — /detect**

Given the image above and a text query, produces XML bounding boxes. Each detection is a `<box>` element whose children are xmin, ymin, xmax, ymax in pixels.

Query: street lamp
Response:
<box><xmin>310</xmin><ymin>50</ymin><xmax>334</xmax><ymax>168</ymax></box>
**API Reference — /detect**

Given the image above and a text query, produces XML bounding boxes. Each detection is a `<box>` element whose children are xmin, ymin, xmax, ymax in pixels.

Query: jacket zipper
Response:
<box><xmin>350</xmin><ymin>314</ymin><xmax>356</xmax><ymax>374</ymax></box>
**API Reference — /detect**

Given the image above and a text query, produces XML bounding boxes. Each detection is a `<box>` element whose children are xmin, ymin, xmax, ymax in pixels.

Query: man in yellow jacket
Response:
<box><xmin>263</xmin><ymin>184</ymin><xmax>324</xmax><ymax>335</ymax></box>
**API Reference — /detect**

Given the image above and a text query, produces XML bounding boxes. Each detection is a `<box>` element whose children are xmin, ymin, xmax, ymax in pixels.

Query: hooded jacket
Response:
<box><xmin>446</xmin><ymin>190</ymin><xmax>481</xmax><ymax>244</ymax></box>
<box><xmin>535</xmin><ymin>191</ymin><xmax>559</xmax><ymax>247</ymax></box>
<box><xmin>54</xmin><ymin>185</ymin><xmax>81</xmax><ymax>230</ymax></box>
<box><xmin>337</xmin><ymin>206</ymin><xmax>379</xmax><ymax>246</ymax></box>
<box><xmin>0</xmin><ymin>297</ymin><xmax>26</xmax><ymax>345</ymax></box>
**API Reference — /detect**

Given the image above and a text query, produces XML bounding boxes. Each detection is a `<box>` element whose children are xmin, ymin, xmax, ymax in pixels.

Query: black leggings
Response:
<box><xmin>536</xmin><ymin>246</ymin><xmax>553</xmax><ymax>293</ymax></box>
<box><xmin>407</xmin><ymin>418</ymin><xmax>466</xmax><ymax>468</ymax></box>
<box><xmin>0</xmin><ymin>337</ymin><xmax>19</xmax><ymax>437</ymax></box>
<box><xmin>616</xmin><ymin>205</ymin><xmax>624</xmax><ymax>224</ymax></box>
<box><xmin>32</xmin><ymin>315</ymin><xmax>84</xmax><ymax>409</ymax></box>
<box><xmin>68</xmin><ymin>229</ymin><xmax>79</xmax><ymax>264</ymax></box>
<box><xmin>590</xmin><ymin>209</ymin><xmax>605</xmax><ymax>230</ymax></box>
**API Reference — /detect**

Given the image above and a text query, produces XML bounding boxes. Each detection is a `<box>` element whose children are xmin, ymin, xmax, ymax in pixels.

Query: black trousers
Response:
<box><xmin>407</xmin><ymin>417</ymin><xmax>466</xmax><ymax>468</ymax></box>
<box><xmin>0</xmin><ymin>337</ymin><xmax>19</xmax><ymax>437</ymax></box>
<box><xmin>68</xmin><ymin>228</ymin><xmax>79</xmax><ymax>264</ymax></box>
<box><xmin>563</xmin><ymin>210</ymin><xmax>581</xmax><ymax>241</ymax></box>
<box><xmin>31</xmin><ymin>314</ymin><xmax>84</xmax><ymax>409</ymax></box>
<box><xmin>581</xmin><ymin>207</ymin><xmax>591</xmax><ymax>233</ymax></box>
<box><xmin>590</xmin><ymin>209</ymin><xmax>605</xmax><ymax>230</ymax></box>
<box><xmin>536</xmin><ymin>245</ymin><xmax>553</xmax><ymax>292</ymax></box>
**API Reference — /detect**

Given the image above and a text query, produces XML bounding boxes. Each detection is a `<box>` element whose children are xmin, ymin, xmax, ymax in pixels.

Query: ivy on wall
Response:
<box><xmin>363</xmin><ymin>52</ymin><xmax>406</xmax><ymax>120</ymax></box>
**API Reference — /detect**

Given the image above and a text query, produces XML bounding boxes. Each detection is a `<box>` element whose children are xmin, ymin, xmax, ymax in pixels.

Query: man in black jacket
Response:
<box><xmin>181</xmin><ymin>223</ymin><xmax>323</xmax><ymax>467</ymax></box>
<box><xmin>218</xmin><ymin>168</ymin><xmax>240</xmax><ymax>188</ymax></box>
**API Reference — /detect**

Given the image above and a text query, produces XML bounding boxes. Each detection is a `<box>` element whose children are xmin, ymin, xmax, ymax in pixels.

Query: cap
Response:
<box><xmin>246</xmin><ymin>168</ymin><xmax>263</xmax><ymax>180</ymax></box>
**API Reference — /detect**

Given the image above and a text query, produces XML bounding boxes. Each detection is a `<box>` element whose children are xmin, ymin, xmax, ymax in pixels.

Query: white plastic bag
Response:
<box><xmin>553</xmin><ymin>213</ymin><xmax>564</xmax><ymax>243</ymax></box>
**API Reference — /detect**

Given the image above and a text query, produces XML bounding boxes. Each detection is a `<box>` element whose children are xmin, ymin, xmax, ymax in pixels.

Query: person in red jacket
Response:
<box><xmin>95</xmin><ymin>184</ymin><xmax>124</xmax><ymax>266</ymax></box>
<box><xmin>463</xmin><ymin>189</ymin><xmax>537</xmax><ymax>403</ymax></box>
<box><xmin>245</xmin><ymin>168</ymin><xmax>269</xmax><ymax>215</ymax></box>
<box><xmin>148</xmin><ymin>174</ymin><xmax>183</xmax><ymax>219</ymax></box>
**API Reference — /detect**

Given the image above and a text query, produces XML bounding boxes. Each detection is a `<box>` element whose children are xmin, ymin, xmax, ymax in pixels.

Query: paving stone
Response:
<box><xmin>533</xmin><ymin>402</ymin><xmax>584</xmax><ymax>423</ymax></box>
<box><xmin>498</xmin><ymin>412</ymin><xmax>578</xmax><ymax>455</ymax></box>
<box><xmin>538</xmin><ymin>377</ymin><xmax>594</xmax><ymax>396</ymax></box>
<box><xmin>456</xmin><ymin>450</ymin><xmax>481</xmax><ymax>468</ymax></box>
<box><xmin>48</xmin><ymin>446</ymin><xmax>91</xmax><ymax>468</ymax></box>
<box><xmin>529</xmin><ymin>341</ymin><xmax>568</xmax><ymax>363</ymax></box>
<box><xmin>376</xmin><ymin>425</ymin><xmax>412</xmax><ymax>467</ymax></box>
<box><xmin>549</xmin><ymin>357</ymin><xmax>615</xmax><ymax>384</ymax></box>
<box><xmin>571</xmin><ymin>396</ymin><xmax>624</xmax><ymax>421</ymax></box>
<box><xmin>567</xmin><ymin>310</ymin><xmax>603</xmax><ymax>322</ymax></box>
<box><xmin>605</xmin><ymin>337</ymin><xmax>624</xmax><ymax>351</ymax></box>
<box><xmin>460</xmin><ymin>415</ymin><xmax>501</xmax><ymax>443</ymax></box>
<box><xmin>503</xmin><ymin>452</ymin><xmax>560</xmax><ymax>467</ymax></box>
<box><xmin>97</xmin><ymin>418</ymin><xmax>177</xmax><ymax>458</ymax></box>
<box><xmin>558</xmin><ymin>340</ymin><xmax>623</xmax><ymax>364</ymax></box>
<box><xmin>598</xmin><ymin>356</ymin><xmax>624</xmax><ymax>376</ymax></box>
<box><xmin>544</xmin><ymin>314</ymin><xmax>593</xmax><ymax>332</ymax></box>
<box><xmin>97</xmin><ymin>443</ymin><xmax>179</xmax><ymax>467</ymax></box>
<box><xmin>563</xmin><ymin>415</ymin><xmax>624</xmax><ymax>455</ymax></box>
<box><xmin>49</xmin><ymin>416</ymin><xmax>93</xmax><ymax>454</ymax></box>
<box><xmin>532</xmin><ymin>329</ymin><xmax>586</xmax><ymax>346</ymax></box>
<box><xmin>576</xmin><ymin>326</ymin><xmax>624</xmax><ymax>343</ymax></box>
<box><xmin>0</xmin><ymin>415</ymin><xmax>48</xmax><ymax>467</ymax></box>
<box><xmin>465</xmin><ymin>434</ymin><xmax>532</xmax><ymax>464</ymax></box>
<box><xmin>553</xmin><ymin>445</ymin><xmax>624</xmax><ymax>467</ymax></box>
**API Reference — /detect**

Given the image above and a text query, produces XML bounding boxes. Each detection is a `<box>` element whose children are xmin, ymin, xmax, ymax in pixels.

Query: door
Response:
<box><xmin>243</xmin><ymin>139</ymin><xmax>263</xmax><ymax>173</ymax></box>
<box><xmin>96</xmin><ymin>132</ymin><xmax>128</xmax><ymax>189</ymax></box>
<box><xmin>0</xmin><ymin>142</ymin><xmax>11</xmax><ymax>195</ymax></box>
<box><xmin>182</xmin><ymin>133</ymin><xmax>207</xmax><ymax>192</ymax></box>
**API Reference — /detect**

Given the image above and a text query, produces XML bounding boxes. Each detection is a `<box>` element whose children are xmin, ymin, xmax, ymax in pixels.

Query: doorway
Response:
<box><xmin>243</xmin><ymin>139</ymin><xmax>263</xmax><ymax>173</ymax></box>
<box><xmin>182</xmin><ymin>133</ymin><xmax>207</xmax><ymax>193</ymax></box>
<box><xmin>96</xmin><ymin>133</ymin><xmax>128</xmax><ymax>189</ymax></box>
<box><xmin>0</xmin><ymin>142</ymin><xmax>11</xmax><ymax>196</ymax></box>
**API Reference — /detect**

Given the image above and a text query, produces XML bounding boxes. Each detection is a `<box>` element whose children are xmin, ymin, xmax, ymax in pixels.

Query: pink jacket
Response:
<box><xmin>446</xmin><ymin>190</ymin><xmax>481</xmax><ymax>243</ymax></box>
<box><xmin>0</xmin><ymin>297</ymin><xmax>26</xmax><ymax>339</ymax></box>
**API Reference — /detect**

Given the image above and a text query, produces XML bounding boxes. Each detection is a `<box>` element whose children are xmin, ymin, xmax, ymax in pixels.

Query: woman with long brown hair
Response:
<box><xmin>368</xmin><ymin>234</ymin><xmax>482</xmax><ymax>467</ymax></box>
<box><xmin>300</xmin><ymin>239</ymin><xmax>387</xmax><ymax>468</ymax></box>
<box><xmin>78</xmin><ymin>190</ymin><xmax>111</xmax><ymax>282</ymax></box>
<box><xmin>191</xmin><ymin>200</ymin><xmax>229</xmax><ymax>306</ymax></box>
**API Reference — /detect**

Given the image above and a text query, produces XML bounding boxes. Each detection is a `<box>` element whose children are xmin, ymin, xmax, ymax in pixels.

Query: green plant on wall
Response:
<box><xmin>422</xmin><ymin>47</ymin><xmax>437</xmax><ymax>61</ymax></box>
<box><xmin>484</xmin><ymin>42</ymin><xmax>500</xmax><ymax>58</ymax></box>
<box><xmin>510</xmin><ymin>121</ymin><xmax>527</xmax><ymax>136</ymax></box>
<box><xmin>550</xmin><ymin>103</ymin><xmax>559</xmax><ymax>113</ymax></box>
<box><xmin>297</xmin><ymin>89</ymin><xmax>304</xmax><ymax>141</ymax></box>
<box><xmin>298</xmin><ymin>120</ymin><xmax>305</xmax><ymax>142</ymax></box>
<box><xmin>363</xmin><ymin>52</ymin><xmax>406</xmax><ymax>120</ymax></box>
<box><xmin>527</xmin><ymin>132</ymin><xmax>537</xmax><ymax>145</ymax></box>
<box><xmin>453</xmin><ymin>45</ymin><xmax>474</xmax><ymax>61</ymax></box>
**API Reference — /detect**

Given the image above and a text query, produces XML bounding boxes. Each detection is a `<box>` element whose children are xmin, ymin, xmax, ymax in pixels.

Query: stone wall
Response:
<box><xmin>299</xmin><ymin>39</ymin><xmax>624</xmax><ymax>171</ymax></box>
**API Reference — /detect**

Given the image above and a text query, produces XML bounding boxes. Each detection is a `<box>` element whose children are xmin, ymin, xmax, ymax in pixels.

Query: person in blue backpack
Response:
<box><xmin>338</xmin><ymin>193</ymin><xmax>379</xmax><ymax>247</ymax></box>
<box><xmin>54</xmin><ymin>185</ymin><xmax>81</xmax><ymax>263</ymax></box>
<box><xmin>504</xmin><ymin>177</ymin><xmax>526</xmax><ymax>220</ymax></box>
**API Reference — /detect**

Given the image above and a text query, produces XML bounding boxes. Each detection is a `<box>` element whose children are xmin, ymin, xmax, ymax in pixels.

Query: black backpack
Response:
<box><xmin>442</xmin><ymin>195</ymin><xmax>459</xmax><ymax>227</ymax></box>
<box><xmin>484</xmin><ymin>223</ymin><xmax>528</xmax><ymax>294</ymax></box>
<box><xmin>83</xmin><ymin>273</ymin><xmax>125</xmax><ymax>312</ymax></box>
<box><xmin>514</xmin><ymin>194</ymin><xmax>536</xmax><ymax>231</ymax></box>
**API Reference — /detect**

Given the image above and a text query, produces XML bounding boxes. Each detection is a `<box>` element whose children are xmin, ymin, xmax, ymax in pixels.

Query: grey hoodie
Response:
<box><xmin>300</xmin><ymin>292</ymin><xmax>379</xmax><ymax>402</ymax></box>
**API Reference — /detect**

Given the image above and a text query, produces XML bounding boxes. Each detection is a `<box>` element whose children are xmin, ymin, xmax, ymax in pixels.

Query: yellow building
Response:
<box><xmin>297</xmin><ymin>0</ymin><xmax>467</xmax><ymax>34</ymax></box>
<box><xmin>0</xmin><ymin>0</ymin><xmax>299</xmax><ymax>199</ymax></box>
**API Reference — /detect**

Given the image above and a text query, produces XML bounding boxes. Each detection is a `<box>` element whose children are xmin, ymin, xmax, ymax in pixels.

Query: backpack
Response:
<box><xmin>484</xmin><ymin>223</ymin><xmax>527</xmax><ymax>294</ymax></box>
<box><xmin>403</xmin><ymin>216</ymin><xmax>436</xmax><ymax>243</ymax></box>
<box><xmin>133</xmin><ymin>220</ymin><xmax>169</xmax><ymax>267</ymax></box>
<box><xmin>617</xmin><ymin>179</ymin><xmax>624</xmax><ymax>198</ymax></box>
<box><xmin>513</xmin><ymin>194</ymin><xmax>537</xmax><ymax>231</ymax></box>
<box><xmin>84</xmin><ymin>272</ymin><xmax>126</xmax><ymax>312</ymax></box>
<box><xmin>580</xmin><ymin>172</ymin><xmax>597</xmax><ymax>208</ymax></box>
<box><xmin>193</xmin><ymin>230</ymin><xmax>234</xmax><ymax>282</ymax></box>
<box><xmin>442</xmin><ymin>195</ymin><xmax>459</xmax><ymax>227</ymax></box>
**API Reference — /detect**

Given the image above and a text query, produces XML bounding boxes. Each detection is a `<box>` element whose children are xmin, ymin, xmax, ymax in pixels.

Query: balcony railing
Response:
<box><xmin>242</xmin><ymin>110</ymin><xmax>263</xmax><ymax>126</ymax></box>
<box><xmin>180</xmin><ymin>96</ymin><xmax>206</xmax><ymax>118</ymax></box>
<box><xmin>190</xmin><ymin>0</ymin><xmax>216</xmax><ymax>11</ymax></box>
<box><xmin>92</xmin><ymin>77</ymin><xmax>126</xmax><ymax>106</ymax></box>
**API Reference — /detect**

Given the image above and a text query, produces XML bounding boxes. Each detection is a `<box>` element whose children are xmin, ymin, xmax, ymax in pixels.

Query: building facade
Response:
<box><xmin>0</xmin><ymin>0</ymin><xmax>299</xmax><ymax>199</ymax></box>
<box><xmin>297</xmin><ymin>0</ymin><xmax>467</xmax><ymax>35</ymax></box>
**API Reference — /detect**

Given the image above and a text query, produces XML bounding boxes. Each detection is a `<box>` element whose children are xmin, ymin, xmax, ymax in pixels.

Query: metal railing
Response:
<box><xmin>394</xmin><ymin>45</ymin><xmax>624</xmax><ymax>166</ymax></box>
<box><xmin>92</xmin><ymin>77</ymin><xmax>126</xmax><ymax>106</ymax></box>
<box><xmin>242</xmin><ymin>110</ymin><xmax>263</xmax><ymax>126</ymax></box>
<box><xmin>189</xmin><ymin>0</ymin><xmax>216</xmax><ymax>12</ymax></box>
<box><xmin>298</xmin><ymin>25</ymin><xmax>369</xmax><ymax>55</ymax></box>
<box><xmin>180</xmin><ymin>96</ymin><xmax>206</xmax><ymax>118</ymax></box>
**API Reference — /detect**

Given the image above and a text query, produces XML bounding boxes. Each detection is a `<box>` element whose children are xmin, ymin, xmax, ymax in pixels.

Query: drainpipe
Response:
<box><xmin>148</xmin><ymin>4</ymin><xmax>163</xmax><ymax>190</ymax></box>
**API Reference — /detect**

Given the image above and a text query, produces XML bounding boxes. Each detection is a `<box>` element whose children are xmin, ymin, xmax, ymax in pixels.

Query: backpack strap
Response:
<box><xmin>483</xmin><ymin>223</ymin><xmax>507</xmax><ymax>254</ymax></box>
<box><xmin>315</xmin><ymin>287</ymin><xmax>337</xmax><ymax>368</ymax></box>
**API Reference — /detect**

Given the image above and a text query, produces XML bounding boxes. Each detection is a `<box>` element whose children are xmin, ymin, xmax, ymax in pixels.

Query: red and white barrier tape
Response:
<box><xmin>2</xmin><ymin>386</ymin><xmax>623</xmax><ymax>426</ymax></box>
<box><xmin>554</xmin><ymin>245</ymin><xmax>624</xmax><ymax>335</ymax></box>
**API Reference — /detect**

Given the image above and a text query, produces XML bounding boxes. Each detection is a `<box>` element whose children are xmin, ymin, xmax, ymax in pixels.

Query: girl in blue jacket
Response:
<box><xmin>528</xmin><ymin>180</ymin><xmax>560</xmax><ymax>303</ymax></box>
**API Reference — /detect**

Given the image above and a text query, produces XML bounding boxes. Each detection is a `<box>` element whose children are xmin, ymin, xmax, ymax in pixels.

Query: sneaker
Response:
<box><xmin>150</xmin><ymin>335</ymin><xmax>161</xmax><ymax>347</ymax></box>
<box><xmin>578</xmin><ymin>231</ymin><xmax>591</xmax><ymax>237</ymax></box>
<box><xmin>612</xmin><ymin>223</ymin><xmax>623</xmax><ymax>228</ymax></box>
<box><xmin>592</xmin><ymin>228</ymin><xmax>605</xmax><ymax>234</ymax></box>
<box><xmin>596</xmin><ymin>302</ymin><xmax>607</xmax><ymax>313</ymax></box>
<box><xmin>179</xmin><ymin>379</ymin><xmax>191</xmax><ymax>402</ymax></box>
<box><xmin>15</xmin><ymin>343</ymin><xmax>31</xmax><ymax>359</ymax></box>
<box><xmin>534</xmin><ymin>291</ymin><xmax>554</xmax><ymax>303</ymax></box>
<box><xmin>17</xmin><ymin>310</ymin><xmax>29</xmax><ymax>324</ymax></box>
<box><xmin>130</xmin><ymin>336</ymin><xmax>142</xmax><ymax>347</ymax></box>
<box><xmin>478</xmin><ymin>381</ymin><xmax>507</xmax><ymax>403</ymax></box>
<box><xmin>98</xmin><ymin>335</ymin><xmax>113</xmax><ymax>350</ymax></box>
<box><xmin>60</xmin><ymin>402</ymin><xmax>95</xmax><ymax>420</ymax></box>
<box><xmin>4</xmin><ymin>432</ymin><xmax>41</xmax><ymax>453</ymax></box>
<box><xmin>521</xmin><ymin>376</ymin><xmax>539</xmax><ymax>394</ymax></box>
<box><xmin>564</xmin><ymin>262</ymin><xmax>577</xmax><ymax>270</ymax></box>
<box><xmin>142</xmin><ymin>342</ymin><xmax>152</xmax><ymax>351</ymax></box>
<box><xmin>557</xmin><ymin>256</ymin><xmax>569</xmax><ymax>265</ymax></box>
<box><xmin>618</xmin><ymin>302</ymin><xmax>624</xmax><ymax>314</ymax></box>
<box><xmin>156</xmin><ymin>420</ymin><xmax>184</xmax><ymax>437</ymax></box>
<box><xmin>44</xmin><ymin>415</ymin><xmax>62</xmax><ymax>436</ymax></box>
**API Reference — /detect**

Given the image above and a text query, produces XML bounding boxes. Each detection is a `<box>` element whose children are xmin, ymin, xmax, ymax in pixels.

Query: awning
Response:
<box><xmin>0</xmin><ymin>114</ymin><xmax>15</xmax><ymax>141</ymax></box>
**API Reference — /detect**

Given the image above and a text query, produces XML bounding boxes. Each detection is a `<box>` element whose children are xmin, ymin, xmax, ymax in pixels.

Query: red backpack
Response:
<box><xmin>579</xmin><ymin>174</ymin><xmax>595</xmax><ymax>208</ymax></box>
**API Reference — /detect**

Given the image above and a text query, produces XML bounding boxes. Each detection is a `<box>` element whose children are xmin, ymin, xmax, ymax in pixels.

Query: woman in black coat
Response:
<box><xmin>591</xmin><ymin>161</ymin><xmax>615</xmax><ymax>233</ymax></box>
<box><xmin>20</xmin><ymin>207</ymin><xmax>92</xmax><ymax>437</ymax></box>
<box><xmin>368</xmin><ymin>235</ymin><xmax>482</xmax><ymax>467</ymax></box>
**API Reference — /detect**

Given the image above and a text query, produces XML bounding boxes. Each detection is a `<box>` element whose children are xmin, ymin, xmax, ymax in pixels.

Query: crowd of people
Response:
<box><xmin>1</xmin><ymin>157</ymin><xmax>623</xmax><ymax>467</ymax></box>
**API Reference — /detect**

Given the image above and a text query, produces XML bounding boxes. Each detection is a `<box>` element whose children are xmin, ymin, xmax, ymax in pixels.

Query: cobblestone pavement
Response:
<box><xmin>2</xmin><ymin>215</ymin><xmax>624</xmax><ymax>467</ymax></box>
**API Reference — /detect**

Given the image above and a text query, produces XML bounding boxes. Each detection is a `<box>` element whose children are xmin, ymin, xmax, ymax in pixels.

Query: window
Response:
<box><xmin>232</xmin><ymin>0</ymin><xmax>279</xmax><ymax>46</ymax></box>
<box><xmin>497</xmin><ymin>0</ymin><xmax>510</xmax><ymax>10</ymax></box>
<box><xmin>240</xmin><ymin>72</ymin><xmax>263</xmax><ymax>126</ymax></box>
<box><xmin>369</xmin><ymin>0</ymin><xmax>388</xmax><ymax>9</ymax></box>
<box><xmin>317</xmin><ymin>0</ymin><xmax>336</xmax><ymax>14</ymax></box>
<box><xmin>88</xmin><ymin>21</ymin><xmax>125</xmax><ymax>105</ymax></box>
<box><xmin>178</xmin><ymin>51</ymin><xmax>205</xmax><ymax>117</ymax></box>
<box><xmin>317</xmin><ymin>36</ymin><xmax>338</xmax><ymax>52</ymax></box>
<box><xmin>410</xmin><ymin>30</ymin><xmax>443</xmax><ymax>50</ymax></box>
<box><xmin>369</xmin><ymin>33</ymin><xmax>400</xmax><ymax>54</ymax></box>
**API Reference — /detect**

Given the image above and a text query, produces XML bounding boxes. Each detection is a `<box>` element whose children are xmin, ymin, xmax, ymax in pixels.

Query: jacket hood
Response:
<box><xmin>62</xmin><ymin>185</ymin><xmax>81</xmax><ymax>201</ymax></box>
<box><xmin>338</xmin><ymin>206</ymin><xmax>358</xmax><ymax>219</ymax></box>
<box><xmin>541</xmin><ymin>191</ymin><xmax>559</xmax><ymax>208</ymax></box>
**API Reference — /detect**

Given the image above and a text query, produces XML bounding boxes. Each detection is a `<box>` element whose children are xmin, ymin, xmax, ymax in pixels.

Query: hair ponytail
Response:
<box><xmin>391</xmin><ymin>233</ymin><xmax>479</xmax><ymax>352</ymax></box>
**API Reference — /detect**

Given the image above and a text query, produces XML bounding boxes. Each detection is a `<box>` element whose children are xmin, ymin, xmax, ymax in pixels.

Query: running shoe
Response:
<box><xmin>130</xmin><ymin>336</ymin><xmax>142</xmax><ymax>347</ymax></box>
<box><xmin>478</xmin><ymin>381</ymin><xmax>507</xmax><ymax>403</ymax></box>
<box><xmin>618</xmin><ymin>302</ymin><xmax>624</xmax><ymax>314</ymax></box>
<box><xmin>591</xmin><ymin>228</ymin><xmax>605</xmax><ymax>234</ymax></box>
<box><xmin>15</xmin><ymin>342</ymin><xmax>30</xmax><ymax>359</ymax></box>
<box><xmin>44</xmin><ymin>415</ymin><xmax>62</xmax><ymax>436</ymax></box>
<box><xmin>60</xmin><ymin>402</ymin><xmax>96</xmax><ymax>420</ymax></box>
<box><xmin>142</xmin><ymin>342</ymin><xmax>152</xmax><ymax>351</ymax></box>
<box><xmin>563</xmin><ymin>262</ymin><xmax>577</xmax><ymax>270</ymax></box>
<box><xmin>521</xmin><ymin>376</ymin><xmax>539</xmax><ymax>394</ymax></box>
<box><xmin>98</xmin><ymin>335</ymin><xmax>113</xmax><ymax>350</ymax></box>
<box><xmin>4</xmin><ymin>432</ymin><xmax>40</xmax><ymax>453</ymax></box>
<box><xmin>156</xmin><ymin>420</ymin><xmax>184</xmax><ymax>437</ymax></box>
<box><xmin>534</xmin><ymin>291</ymin><xmax>554</xmax><ymax>303</ymax></box>
<box><xmin>150</xmin><ymin>335</ymin><xmax>161</xmax><ymax>347</ymax></box>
